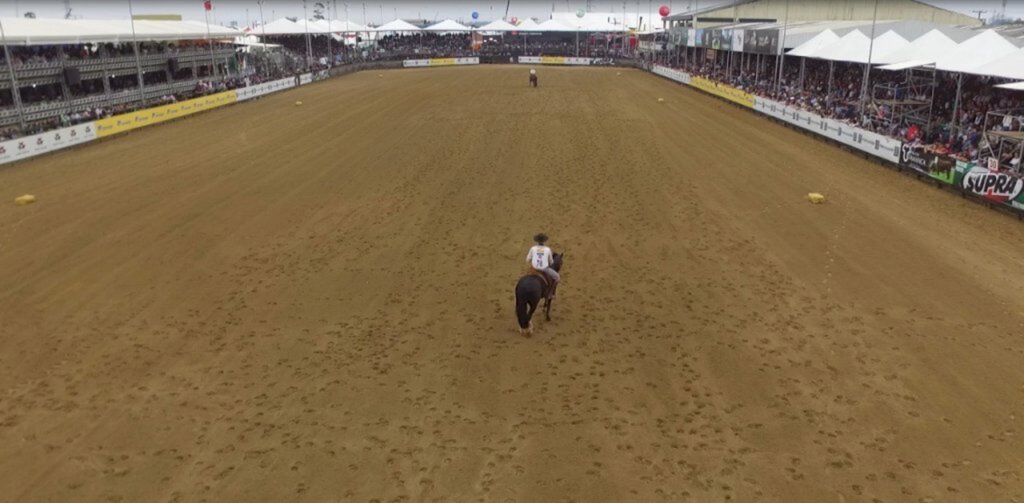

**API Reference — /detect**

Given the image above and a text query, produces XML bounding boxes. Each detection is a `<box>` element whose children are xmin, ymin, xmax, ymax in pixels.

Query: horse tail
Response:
<box><xmin>515</xmin><ymin>292</ymin><xmax>531</xmax><ymax>329</ymax></box>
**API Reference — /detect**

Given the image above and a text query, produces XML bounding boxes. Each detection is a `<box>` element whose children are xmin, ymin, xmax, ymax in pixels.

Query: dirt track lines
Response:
<box><xmin>1</xmin><ymin>67</ymin><xmax>1024</xmax><ymax>502</ymax></box>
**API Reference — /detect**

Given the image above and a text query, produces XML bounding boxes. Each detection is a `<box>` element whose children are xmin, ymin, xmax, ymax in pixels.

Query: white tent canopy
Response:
<box><xmin>374</xmin><ymin>18</ymin><xmax>421</xmax><ymax>33</ymax></box>
<box><xmin>477</xmin><ymin>19</ymin><xmax>517</xmax><ymax>32</ymax></box>
<box><xmin>996</xmin><ymin>81</ymin><xmax>1024</xmax><ymax>91</ymax></box>
<box><xmin>536</xmin><ymin>19</ymin><xmax>574</xmax><ymax>32</ymax></box>
<box><xmin>328</xmin><ymin>19</ymin><xmax>370</xmax><ymax>32</ymax></box>
<box><xmin>809</xmin><ymin>29</ymin><xmax>908</xmax><ymax>64</ymax></box>
<box><xmin>516</xmin><ymin>18</ymin><xmax>541</xmax><ymax>31</ymax></box>
<box><xmin>935</xmin><ymin>29</ymin><xmax>1018</xmax><ymax>73</ymax></box>
<box><xmin>423</xmin><ymin>19</ymin><xmax>470</xmax><ymax>32</ymax></box>
<box><xmin>875</xmin><ymin>29</ymin><xmax>957</xmax><ymax>65</ymax></box>
<box><xmin>260</xmin><ymin>18</ymin><xmax>306</xmax><ymax>35</ymax></box>
<box><xmin>786</xmin><ymin>29</ymin><xmax>840</xmax><ymax>57</ymax></box>
<box><xmin>0</xmin><ymin>17</ymin><xmax>240</xmax><ymax>44</ymax></box>
<box><xmin>970</xmin><ymin>47</ymin><xmax>1024</xmax><ymax>80</ymax></box>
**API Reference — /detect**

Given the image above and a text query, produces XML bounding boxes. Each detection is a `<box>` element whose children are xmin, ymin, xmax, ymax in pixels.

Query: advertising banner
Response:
<box><xmin>743</xmin><ymin>29</ymin><xmax>780</xmax><ymax>55</ymax></box>
<box><xmin>0</xmin><ymin>122</ymin><xmax>97</xmax><ymax>166</ymax></box>
<box><xmin>898</xmin><ymin>144</ymin><xmax>957</xmax><ymax>184</ymax></box>
<box><xmin>701</xmin><ymin>29</ymin><xmax>733</xmax><ymax>51</ymax></box>
<box><xmin>234</xmin><ymin>77</ymin><xmax>297</xmax><ymax>102</ymax></box>
<box><xmin>690</xmin><ymin>77</ymin><xmax>754</xmax><ymax>108</ymax></box>
<box><xmin>299</xmin><ymin>73</ymin><xmax>313</xmax><ymax>85</ymax></box>
<box><xmin>667</xmin><ymin>26</ymin><xmax>688</xmax><ymax>49</ymax></box>
<box><xmin>753</xmin><ymin>97</ymin><xmax>901</xmax><ymax>163</ymax></box>
<box><xmin>731</xmin><ymin>30</ymin><xmax>745</xmax><ymax>51</ymax></box>
<box><xmin>95</xmin><ymin>90</ymin><xmax>237</xmax><ymax>138</ymax></box>
<box><xmin>652</xmin><ymin>65</ymin><xmax>691</xmax><ymax>84</ymax></box>
<box><xmin>405</xmin><ymin>57</ymin><xmax>479</xmax><ymax>67</ymax></box>
<box><xmin>519</xmin><ymin>56</ymin><xmax>591</xmax><ymax>65</ymax></box>
<box><xmin>960</xmin><ymin>164</ymin><xmax>1024</xmax><ymax>207</ymax></box>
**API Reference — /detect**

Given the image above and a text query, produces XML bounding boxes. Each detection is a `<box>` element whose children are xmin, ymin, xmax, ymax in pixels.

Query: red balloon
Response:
<box><xmin>658</xmin><ymin>5</ymin><xmax>670</xmax><ymax>17</ymax></box>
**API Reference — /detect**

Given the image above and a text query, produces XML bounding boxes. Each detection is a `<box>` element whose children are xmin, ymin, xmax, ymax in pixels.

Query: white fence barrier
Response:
<box><xmin>403</xmin><ymin>57</ymin><xmax>480</xmax><ymax>68</ymax></box>
<box><xmin>651</xmin><ymin>65</ymin><xmax>901</xmax><ymax>163</ymax></box>
<box><xmin>234</xmin><ymin>78</ymin><xmax>297</xmax><ymax>102</ymax></box>
<box><xmin>0</xmin><ymin>122</ymin><xmax>97</xmax><ymax>166</ymax></box>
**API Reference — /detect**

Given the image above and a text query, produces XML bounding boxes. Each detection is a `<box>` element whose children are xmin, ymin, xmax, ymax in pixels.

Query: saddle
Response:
<box><xmin>528</xmin><ymin>268</ymin><xmax>556</xmax><ymax>299</ymax></box>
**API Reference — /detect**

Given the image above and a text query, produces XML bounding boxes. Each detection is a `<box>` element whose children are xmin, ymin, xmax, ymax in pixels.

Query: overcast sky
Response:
<box><xmin>1</xmin><ymin>0</ymin><xmax>1021</xmax><ymax>26</ymax></box>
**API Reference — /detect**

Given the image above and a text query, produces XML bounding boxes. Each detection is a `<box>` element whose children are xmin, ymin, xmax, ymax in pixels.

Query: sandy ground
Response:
<box><xmin>1</xmin><ymin>66</ymin><xmax>1024</xmax><ymax>502</ymax></box>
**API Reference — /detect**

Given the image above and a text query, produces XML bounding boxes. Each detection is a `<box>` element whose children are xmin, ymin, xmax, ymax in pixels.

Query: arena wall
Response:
<box><xmin>0</xmin><ymin>74</ymin><xmax>310</xmax><ymax>167</ymax></box>
<box><xmin>650</xmin><ymin>64</ymin><xmax>1024</xmax><ymax>214</ymax></box>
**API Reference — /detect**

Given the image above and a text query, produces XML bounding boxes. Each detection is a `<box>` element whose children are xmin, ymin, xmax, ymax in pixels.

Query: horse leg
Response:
<box><xmin>544</xmin><ymin>297</ymin><xmax>552</xmax><ymax>321</ymax></box>
<box><xmin>526</xmin><ymin>300</ymin><xmax>539</xmax><ymax>335</ymax></box>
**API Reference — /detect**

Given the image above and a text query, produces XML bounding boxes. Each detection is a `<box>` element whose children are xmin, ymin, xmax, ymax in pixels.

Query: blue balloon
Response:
<box><xmin>472</xmin><ymin>11</ymin><xmax>479</xmax><ymax>19</ymax></box>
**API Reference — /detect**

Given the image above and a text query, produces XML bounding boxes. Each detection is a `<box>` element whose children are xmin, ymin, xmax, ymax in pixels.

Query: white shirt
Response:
<box><xmin>526</xmin><ymin>245</ymin><xmax>553</xmax><ymax>270</ymax></box>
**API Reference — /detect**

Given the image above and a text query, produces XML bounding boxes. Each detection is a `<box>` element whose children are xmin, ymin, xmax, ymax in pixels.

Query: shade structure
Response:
<box><xmin>969</xmin><ymin>47</ymin><xmax>1024</xmax><ymax>80</ymax></box>
<box><xmin>308</xmin><ymin>19</ymin><xmax>333</xmax><ymax>34</ymax></box>
<box><xmin>995</xmin><ymin>81</ymin><xmax>1024</xmax><ymax>91</ymax></box>
<box><xmin>328</xmin><ymin>19</ymin><xmax>371</xmax><ymax>33</ymax></box>
<box><xmin>810</xmin><ymin>29</ymin><xmax>908</xmax><ymax>64</ymax></box>
<box><xmin>935</xmin><ymin>29</ymin><xmax>1018</xmax><ymax>73</ymax></box>
<box><xmin>423</xmin><ymin>19</ymin><xmax>471</xmax><ymax>32</ymax></box>
<box><xmin>516</xmin><ymin>18</ymin><xmax>541</xmax><ymax>31</ymax></box>
<box><xmin>875</xmin><ymin>28</ymin><xmax>957</xmax><ymax>65</ymax></box>
<box><xmin>786</xmin><ymin>29</ymin><xmax>839</xmax><ymax>58</ymax></box>
<box><xmin>0</xmin><ymin>17</ymin><xmax>241</xmax><ymax>44</ymax></box>
<box><xmin>373</xmin><ymin>18</ymin><xmax>421</xmax><ymax>33</ymax></box>
<box><xmin>260</xmin><ymin>18</ymin><xmax>307</xmax><ymax>35</ymax></box>
<box><xmin>477</xmin><ymin>19</ymin><xmax>516</xmax><ymax>32</ymax></box>
<box><xmin>536</xmin><ymin>19</ymin><xmax>574</xmax><ymax>32</ymax></box>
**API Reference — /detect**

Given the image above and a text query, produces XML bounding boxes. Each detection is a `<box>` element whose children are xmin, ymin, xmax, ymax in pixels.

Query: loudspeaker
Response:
<box><xmin>63</xmin><ymin>67</ymin><xmax>81</xmax><ymax>86</ymax></box>
<box><xmin>168</xmin><ymin>58</ymin><xmax>179</xmax><ymax>73</ymax></box>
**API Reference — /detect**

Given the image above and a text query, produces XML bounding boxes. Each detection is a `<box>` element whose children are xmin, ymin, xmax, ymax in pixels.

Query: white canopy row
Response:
<box><xmin>257</xmin><ymin>17</ymin><xmax>630</xmax><ymax>35</ymax></box>
<box><xmin>787</xmin><ymin>27</ymin><xmax>1024</xmax><ymax>80</ymax></box>
<box><xmin>0</xmin><ymin>17</ymin><xmax>242</xmax><ymax>44</ymax></box>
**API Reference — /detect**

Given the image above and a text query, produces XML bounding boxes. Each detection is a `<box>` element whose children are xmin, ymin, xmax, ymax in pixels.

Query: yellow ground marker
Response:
<box><xmin>807</xmin><ymin>193</ymin><xmax>826</xmax><ymax>204</ymax></box>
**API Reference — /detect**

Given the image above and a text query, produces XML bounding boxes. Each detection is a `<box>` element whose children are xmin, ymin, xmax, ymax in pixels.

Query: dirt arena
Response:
<box><xmin>2</xmin><ymin>65</ymin><xmax>1024</xmax><ymax>502</ymax></box>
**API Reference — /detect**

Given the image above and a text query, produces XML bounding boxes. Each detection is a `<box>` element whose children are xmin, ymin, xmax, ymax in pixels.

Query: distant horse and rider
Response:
<box><xmin>514</xmin><ymin>233</ymin><xmax>562</xmax><ymax>335</ymax></box>
<box><xmin>529</xmin><ymin>68</ymin><xmax>538</xmax><ymax>88</ymax></box>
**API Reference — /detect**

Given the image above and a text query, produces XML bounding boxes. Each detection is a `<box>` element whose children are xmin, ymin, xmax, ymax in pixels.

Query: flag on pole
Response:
<box><xmin>204</xmin><ymin>0</ymin><xmax>213</xmax><ymax>11</ymax></box>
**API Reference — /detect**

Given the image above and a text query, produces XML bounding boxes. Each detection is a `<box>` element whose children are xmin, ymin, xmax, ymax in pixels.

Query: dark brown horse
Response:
<box><xmin>514</xmin><ymin>253</ymin><xmax>562</xmax><ymax>335</ymax></box>
<box><xmin>529</xmin><ymin>72</ymin><xmax>538</xmax><ymax>87</ymax></box>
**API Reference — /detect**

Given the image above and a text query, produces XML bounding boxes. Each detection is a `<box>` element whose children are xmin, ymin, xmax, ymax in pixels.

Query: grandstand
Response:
<box><xmin>0</xmin><ymin>18</ymin><xmax>244</xmax><ymax>137</ymax></box>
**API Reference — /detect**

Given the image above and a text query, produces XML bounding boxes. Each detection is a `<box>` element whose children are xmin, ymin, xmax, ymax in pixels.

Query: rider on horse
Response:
<box><xmin>526</xmin><ymin>233</ymin><xmax>559</xmax><ymax>296</ymax></box>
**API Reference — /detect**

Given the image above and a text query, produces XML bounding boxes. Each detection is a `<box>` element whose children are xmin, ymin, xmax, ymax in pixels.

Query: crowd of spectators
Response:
<box><xmin>666</xmin><ymin>54</ymin><xmax>1024</xmax><ymax>165</ymax></box>
<box><xmin>1</xmin><ymin>35</ymin><xmax>1022</xmax><ymax>170</ymax></box>
<box><xmin>0</xmin><ymin>41</ymin><xmax>236</xmax><ymax>67</ymax></box>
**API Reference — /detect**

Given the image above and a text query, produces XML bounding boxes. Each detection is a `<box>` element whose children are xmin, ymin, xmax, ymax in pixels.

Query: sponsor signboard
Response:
<box><xmin>753</xmin><ymin>97</ymin><xmax>901</xmax><ymax>163</ymax></box>
<box><xmin>667</xmin><ymin>26</ymin><xmax>687</xmax><ymax>49</ymax></box>
<box><xmin>0</xmin><ymin>122</ymin><xmax>97</xmax><ymax>166</ymax></box>
<box><xmin>961</xmin><ymin>165</ymin><xmax>1024</xmax><ymax>205</ymax></box>
<box><xmin>299</xmin><ymin>73</ymin><xmax>313</xmax><ymax>85</ymax></box>
<box><xmin>652</xmin><ymin>65</ymin><xmax>690</xmax><ymax>85</ymax></box>
<box><xmin>234</xmin><ymin>77</ymin><xmax>297</xmax><ymax>101</ymax></box>
<box><xmin>519</xmin><ymin>56</ymin><xmax>591</xmax><ymax>65</ymax></box>
<box><xmin>404</xmin><ymin>57</ymin><xmax>479</xmax><ymax>67</ymax></box>
<box><xmin>743</xmin><ymin>29</ymin><xmax>780</xmax><ymax>55</ymax></box>
<box><xmin>898</xmin><ymin>144</ymin><xmax>957</xmax><ymax>184</ymax></box>
<box><xmin>690</xmin><ymin>77</ymin><xmax>754</xmax><ymax>108</ymax></box>
<box><xmin>731</xmin><ymin>30</ymin><xmax>745</xmax><ymax>51</ymax></box>
<box><xmin>700</xmin><ymin>29</ymin><xmax>732</xmax><ymax>51</ymax></box>
<box><xmin>94</xmin><ymin>90</ymin><xmax>237</xmax><ymax>138</ymax></box>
